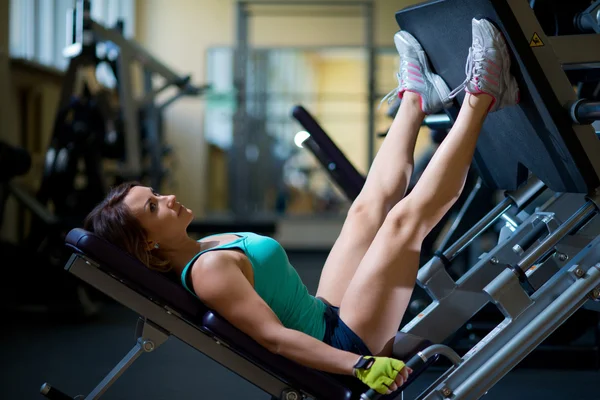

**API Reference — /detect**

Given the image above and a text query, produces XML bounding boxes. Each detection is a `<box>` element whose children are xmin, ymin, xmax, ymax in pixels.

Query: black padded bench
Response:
<box><xmin>40</xmin><ymin>228</ymin><xmax>442</xmax><ymax>400</ymax></box>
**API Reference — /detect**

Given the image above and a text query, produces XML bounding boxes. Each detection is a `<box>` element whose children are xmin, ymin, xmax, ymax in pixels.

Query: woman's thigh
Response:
<box><xmin>315</xmin><ymin>204</ymin><xmax>387</xmax><ymax>307</ymax></box>
<box><xmin>338</xmin><ymin>205</ymin><xmax>423</xmax><ymax>355</ymax></box>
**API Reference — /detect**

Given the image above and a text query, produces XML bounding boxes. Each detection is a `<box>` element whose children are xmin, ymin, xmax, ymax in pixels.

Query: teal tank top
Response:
<box><xmin>181</xmin><ymin>232</ymin><xmax>327</xmax><ymax>341</ymax></box>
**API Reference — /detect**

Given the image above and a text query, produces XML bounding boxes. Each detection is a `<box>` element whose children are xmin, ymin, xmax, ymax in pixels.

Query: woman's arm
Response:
<box><xmin>190</xmin><ymin>251</ymin><xmax>360</xmax><ymax>375</ymax></box>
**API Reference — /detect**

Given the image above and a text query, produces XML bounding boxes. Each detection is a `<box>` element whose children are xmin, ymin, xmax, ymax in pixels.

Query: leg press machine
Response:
<box><xmin>41</xmin><ymin>0</ymin><xmax>600</xmax><ymax>399</ymax></box>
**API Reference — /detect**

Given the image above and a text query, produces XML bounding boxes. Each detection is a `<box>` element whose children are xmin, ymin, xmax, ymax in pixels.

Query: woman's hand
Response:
<box><xmin>354</xmin><ymin>356</ymin><xmax>414</xmax><ymax>395</ymax></box>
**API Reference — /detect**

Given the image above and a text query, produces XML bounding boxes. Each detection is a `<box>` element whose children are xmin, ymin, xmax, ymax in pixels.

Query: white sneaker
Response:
<box><xmin>381</xmin><ymin>30</ymin><xmax>452</xmax><ymax>115</ymax></box>
<box><xmin>447</xmin><ymin>18</ymin><xmax>520</xmax><ymax>112</ymax></box>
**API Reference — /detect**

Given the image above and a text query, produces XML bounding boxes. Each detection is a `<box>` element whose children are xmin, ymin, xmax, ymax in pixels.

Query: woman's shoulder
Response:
<box><xmin>191</xmin><ymin>244</ymin><xmax>249</xmax><ymax>277</ymax></box>
<box><xmin>193</xmin><ymin>247</ymin><xmax>240</xmax><ymax>269</ymax></box>
<box><xmin>190</xmin><ymin>249</ymin><xmax>252</xmax><ymax>300</ymax></box>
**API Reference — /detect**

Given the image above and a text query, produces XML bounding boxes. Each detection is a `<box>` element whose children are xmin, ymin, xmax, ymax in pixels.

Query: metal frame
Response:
<box><xmin>399</xmin><ymin>184</ymin><xmax>600</xmax><ymax>400</ymax></box>
<box><xmin>549</xmin><ymin>35</ymin><xmax>600</xmax><ymax>70</ymax></box>
<box><xmin>61</xmin><ymin>254</ymin><xmax>307</xmax><ymax>400</ymax></box>
<box><xmin>230</xmin><ymin>0</ymin><xmax>375</xmax><ymax>216</ymax></box>
<box><xmin>79</xmin><ymin>320</ymin><xmax>169</xmax><ymax>399</ymax></box>
<box><xmin>452</xmin><ymin>263</ymin><xmax>600</xmax><ymax>400</ymax></box>
<box><xmin>404</xmin><ymin>190</ymin><xmax>598</xmax><ymax>341</ymax></box>
<box><xmin>503</xmin><ymin>0</ymin><xmax>600</xmax><ymax>181</ymax></box>
<box><xmin>411</xmin><ymin>243</ymin><xmax>600</xmax><ymax>400</ymax></box>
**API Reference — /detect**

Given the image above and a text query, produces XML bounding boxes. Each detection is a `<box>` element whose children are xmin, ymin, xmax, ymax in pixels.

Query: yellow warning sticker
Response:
<box><xmin>529</xmin><ymin>32</ymin><xmax>544</xmax><ymax>47</ymax></box>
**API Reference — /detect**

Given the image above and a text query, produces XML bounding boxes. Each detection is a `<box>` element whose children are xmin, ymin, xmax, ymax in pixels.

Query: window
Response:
<box><xmin>9</xmin><ymin>0</ymin><xmax>136</xmax><ymax>70</ymax></box>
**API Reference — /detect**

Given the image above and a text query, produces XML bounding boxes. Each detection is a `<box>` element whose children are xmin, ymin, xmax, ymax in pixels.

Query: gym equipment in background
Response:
<box><xmin>0</xmin><ymin>141</ymin><xmax>31</xmax><ymax>227</ymax></box>
<box><xmin>20</xmin><ymin>0</ymin><xmax>207</xmax><ymax>238</ymax></box>
<box><xmin>4</xmin><ymin>0</ymin><xmax>207</xmax><ymax>319</ymax></box>
<box><xmin>0</xmin><ymin>140</ymin><xmax>99</xmax><ymax>319</ymax></box>
<box><xmin>52</xmin><ymin>0</ymin><xmax>207</xmax><ymax>196</ymax></box>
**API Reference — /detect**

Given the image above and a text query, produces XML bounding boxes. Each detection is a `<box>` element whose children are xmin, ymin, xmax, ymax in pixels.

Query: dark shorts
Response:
<box><xmin>322</xmin><ymin>304</ymin><xmax>372</xmax><ymax>356</ymax></box>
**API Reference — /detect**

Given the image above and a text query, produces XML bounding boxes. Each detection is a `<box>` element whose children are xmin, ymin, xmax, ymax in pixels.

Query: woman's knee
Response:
<box><xmin>382</xmin><ymin>198</ymin><xmax>428</xmax><ymax>244</ymax></box>
<box><xmin>355</xmin><ymin>178</ymin><xmax>409</xmax><ymax>215</ymax></box>
<box><xmin>347</xmin><ymin>196</ymin><xmax>388</xmax><ymax>227</ymax></box>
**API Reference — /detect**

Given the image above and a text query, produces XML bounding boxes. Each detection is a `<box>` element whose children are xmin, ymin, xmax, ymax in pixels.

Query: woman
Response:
<box><xmin>84</xmin><ymin>18</ymin><xmax>519</xmax><ymax>396</ymax></box>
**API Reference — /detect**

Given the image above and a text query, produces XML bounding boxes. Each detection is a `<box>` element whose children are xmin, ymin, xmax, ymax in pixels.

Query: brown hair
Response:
<box><xmin>83</xmin><ymin>181</ymin><xmax>171</xmax><ymax>273</ymax></box>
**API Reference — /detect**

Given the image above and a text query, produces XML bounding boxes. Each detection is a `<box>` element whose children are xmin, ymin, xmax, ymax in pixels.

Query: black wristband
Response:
<box><xmin>353</xmin><ymin>356</ymin><xmax>375</xmax><ymax>370</ymax></box>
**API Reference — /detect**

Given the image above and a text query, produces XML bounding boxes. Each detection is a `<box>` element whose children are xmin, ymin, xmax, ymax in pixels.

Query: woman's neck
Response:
<box><xmin>161</xmin><ymin>236</ymin><xmax>203</xmax><ymax>276</ymax></box>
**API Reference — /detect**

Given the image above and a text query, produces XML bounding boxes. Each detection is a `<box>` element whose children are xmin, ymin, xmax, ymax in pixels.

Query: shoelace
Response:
<box><xmin>447</xmin><ymin>44</ymin><xmax>485</xmax><ymax>99</ymax></box>
<box><xmin>380</xmin><ymin>41</ymin><xmax>487</xmax><ymax>107</ymax></box>
<box><xmin>379</xmin><ymin>56</ymin><xmax>421</xmax><ymax>108</ymax></box>
<box><xmin>379</xmin><ymin>71</ymin><xmax>403</xmax><ymax>109</ymax></box>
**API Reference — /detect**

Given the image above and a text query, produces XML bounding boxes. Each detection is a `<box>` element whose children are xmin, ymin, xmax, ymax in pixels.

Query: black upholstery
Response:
<box><xmin>64</xmin><ymin>228</ymin><xmax>434</xmax><ymax>399</ymax></box>
<box><xmin>396</xmin><ymin>0</ymin><xmax>600</xmax><ymax>193</ymax></box>
<box><xmin>202</xmin><ymin>312</ymin><xmax>357</xmax><ymax>400</ymax></box>
<box><xmin>65</xmin><ymin>228</ymin><xmax>206</xmax><ymax>319</ymax></box>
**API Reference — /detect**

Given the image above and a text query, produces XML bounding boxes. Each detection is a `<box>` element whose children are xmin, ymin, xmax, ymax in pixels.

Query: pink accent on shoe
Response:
<box><xmin>487</xmin><ymin>59</ymin><xmax>500</xmax><ymax>70</ymax></box>
<box><xmin>407</xmin><ymin>70</ymin><xmax>422</xmax><ymax>78</ymax></box>
<box><xmin>485</xmin><ymin>66</ymin><xmax>499</xmax><ymax>77</ymax></box>
<box><xmin>483</xmin><ymin>75</ymin><xmax>499</xmax><ymax>86</ymax></box>
<box><xmin>407</xmin><ymin>62</ymin><xmax>421</xmax><ymax>70</ymax></box>
<box><xmin>408</xmin><ymin>76</ymin><xmax>425</xmax><ymax>84</ymax></box>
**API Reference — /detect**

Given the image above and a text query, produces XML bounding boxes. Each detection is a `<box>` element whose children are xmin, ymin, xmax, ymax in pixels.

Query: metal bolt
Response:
<box><xmin>282</xmin><ymin>390</ymin><xmax>300</xmax><ymax>400</ymax></box>
<box><xmin>490</xmin><ymin>257</ymin><xmax>499</xmax><ymax>265</ymax></box>
<box><xmin>142</xmin><ymin>340</ymin><xmax>155</xmax><ymax>352</ymax></box>
<box><xmin>591</xmin><ymin>288</ymin><xmax>600</xmax><ymax>300</ymax></box>
<box><xmin>557</xmin><ymin>253</ymin><xmax>569</xmax><ymax>262</ymax></box>
<box><xmin>574</xmin><ymin>268</ymin><xmax>585</xmax><ymax>278</ymax></box>
<box><xmin>441</xmin><ymin>387</ymin><xmax>453</xmax><ymax>397</ymax></box>
<box><xmin>512</xmin><ymin>244</ymin><xmax>524</xmax><ymax>255</ymax></box>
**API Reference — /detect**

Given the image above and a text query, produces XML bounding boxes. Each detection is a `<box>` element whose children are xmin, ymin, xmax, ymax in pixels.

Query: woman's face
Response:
<box><xmin>123</xmin><ymin>186</ymin><xmax>194</xmax><ymax>246</ymax></box>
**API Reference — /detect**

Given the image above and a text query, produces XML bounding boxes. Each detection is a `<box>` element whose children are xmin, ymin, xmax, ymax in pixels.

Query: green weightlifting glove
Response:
<box><xmin>353</xmin><ymin>356</ymin><xmax>406</xmax><ymax>394</ymax></box>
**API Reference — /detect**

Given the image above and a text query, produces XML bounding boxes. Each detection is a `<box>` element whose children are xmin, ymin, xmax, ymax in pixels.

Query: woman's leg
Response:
<box><xmin>316</xmin><ymin>31</ymin><xmax>452</xmax><ymax>306</ymax></box>
<box><xmin>339</xmin><ymin>18</ymin><xmax>520</xmax><ymax>355</ymax></box>
<box><xmin>315</xmin><ymin>93</ymin><xmax>424</xmax><ymax>306</ymax></box>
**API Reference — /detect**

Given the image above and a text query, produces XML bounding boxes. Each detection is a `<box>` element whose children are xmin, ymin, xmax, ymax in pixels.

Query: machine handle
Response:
<box><xmin>361</xmin><ymin>388</ymin><xmax>382</xmax><ymax>400</ymax></box>
<box><xmin>360</xmin><ymin>344</ymin><xmax>462</xmax><ymax>400</ymax></box>
<box><xmin>40</xmin><ymin>383</ymin><xmax>74</xmax><ymax>400</ymax></box>
<box><xmin>570</xmin><ymin>99</ymin><xmax>600</xmax><ymax>124</ymax></box>
<box><xmin>359</xmin><ymin>356</ymin><xmax>426</xmax><ymax>400</ymax></box>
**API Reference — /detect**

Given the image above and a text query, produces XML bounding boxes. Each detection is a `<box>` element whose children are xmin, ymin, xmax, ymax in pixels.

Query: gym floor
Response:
<box><xmin>4</xmin><ymin>251</ymin><xmax>600</xmax><ymax>400</ymax></box>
